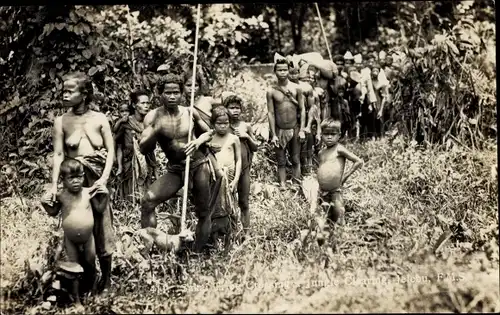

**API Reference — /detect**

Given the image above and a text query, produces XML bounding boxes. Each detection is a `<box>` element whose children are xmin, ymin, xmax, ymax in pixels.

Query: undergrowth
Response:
<box><xmin>1</xmin><ymin>137</ymin><xmax>498</xmax><ymax>314</ymax></box>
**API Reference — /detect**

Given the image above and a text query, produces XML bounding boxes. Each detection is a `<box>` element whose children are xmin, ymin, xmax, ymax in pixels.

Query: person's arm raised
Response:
<box><xmin>51</xmin><ymin>116</ymin><xmax>64</xmax><ymax>201</ymax></box>
<box><xmin>338</xmin><ymin>145</ymin><xmax>363</xmax><ymax>185</ymax></box>
<box><xmin>139</xmin><ymin>110</ymin><xmax>158</xmax><ymax>154</ymax></box>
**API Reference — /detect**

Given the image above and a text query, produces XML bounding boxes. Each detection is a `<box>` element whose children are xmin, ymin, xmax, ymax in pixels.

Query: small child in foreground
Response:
<box><xmin>41</xmin><ymin>159</ymin><xmax>109</xmax><ymax>305</ymax></box>
<box><xmin>316</xmin><ymin>119</ymin><xmax>363</xmax><ymax>226</ymax></box>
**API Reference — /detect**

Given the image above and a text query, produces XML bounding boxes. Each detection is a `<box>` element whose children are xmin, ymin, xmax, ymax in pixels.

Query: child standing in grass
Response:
<box><xmin>209</xmin><ymin>106</ymin><xmax>242</xmax><ymax>194</ymax></box>
<box><xmin>41</xmin><ymin>158</ymin><xmax>109</xmax><ymax>305</ymax></box>
<box><xmin>206</xmin><ymin>106</ymin><xmax>242</xmax><ymax>246</ymax></box>
<box><xmin>223</xmin><ymin>95</ymin><xmax>259</xmax><ymax>234</ymax></box>
<box><xmin>316</xmin><ymin>119</ymin><xmax>363</xmax><ymax>226</ymax></box>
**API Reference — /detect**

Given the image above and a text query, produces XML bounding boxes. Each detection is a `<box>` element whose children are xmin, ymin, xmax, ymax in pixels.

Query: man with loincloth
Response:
<box><xmin>47</xmin><ymin>72</ymin><xmax>115</xmax><ymax>294</ymax></box>
<box><xmin>267</xmin><ymin>57</ymin><xmax>306</xmax><ymax>187</ymax></box>
<box><xmin>139</xmin><ymin>73</ymin><xmax>217</xmax><ymax>253</ymax></box>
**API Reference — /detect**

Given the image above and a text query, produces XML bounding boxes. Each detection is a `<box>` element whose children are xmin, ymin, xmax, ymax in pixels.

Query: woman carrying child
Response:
<box><xmin>114</xmin><ymin>90</ymin><xmax>157</xmax><ymax>204</ymax></box>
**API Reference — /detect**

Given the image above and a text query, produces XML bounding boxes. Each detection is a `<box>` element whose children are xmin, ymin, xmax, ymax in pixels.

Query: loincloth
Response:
<box><xmin>319</xmin><ymin>189</ymin><xmax>344</xmax><ymax>211</ymax></box>
<box><xmin>74</xmin><ymin>149</ymin><xmax>108</xmax><ymax>184</ymax></box>
<box><xmin>211</xmin><ymin>166</ymin><xmax>238</xmax><ymax>225</ymax></box>
<box><xmin>166</xmin><ymin>155</ymin><xmax>213</xmax><ymax>178</ymax></box>
<box><xmin>277</xmin><ymin>128</ymin><xmax>296</xmax><ymax>148</ymax></box>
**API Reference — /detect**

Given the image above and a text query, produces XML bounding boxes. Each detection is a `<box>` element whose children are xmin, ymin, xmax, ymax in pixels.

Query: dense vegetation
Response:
<box><xmin>0</xmin><ymin>2</ymin><xmax>495</xmax><ymax>195</ymax></box>
<box><xmin>0</xmin><ymin>3</ymin><xmax>497</xmax><ymax>313</ymax></box>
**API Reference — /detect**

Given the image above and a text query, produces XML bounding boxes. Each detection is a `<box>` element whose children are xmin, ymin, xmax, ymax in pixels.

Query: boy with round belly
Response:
<box><xmin>317</xmin><ymin>119</ymin><xmax>363</xmax><ymax>225</ymax></box>
<box><xmin>41</xmin><ymin>159</ymin><xmax>109</xmax><ymax>304</ymax></box>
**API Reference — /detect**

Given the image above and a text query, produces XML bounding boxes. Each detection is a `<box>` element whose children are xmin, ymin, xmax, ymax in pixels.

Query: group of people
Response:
<box><xmin>39</xmin><ymin>68</ymin><xmax>257</xmax><ymax>304</ymax></box>
<box><xmin>38</xmin><ymin>47</ymin><xmax>400</xmax><ymax>304</ymax></box>
<box><xmin>266</xmin><ymin>48</ymin><xmax>399</xmax><ymax>189</ymax></box>
<box><xmin>333</xmin><ymin>49</ymin><xmax>401</xmax><ymax>141</ymax></box>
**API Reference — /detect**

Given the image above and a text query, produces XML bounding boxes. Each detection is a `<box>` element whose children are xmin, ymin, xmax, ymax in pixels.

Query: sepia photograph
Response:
<box><xmin>0</xmin><ymin>1</ymin><xmax>498</xmax><ymax>313</ymax></box>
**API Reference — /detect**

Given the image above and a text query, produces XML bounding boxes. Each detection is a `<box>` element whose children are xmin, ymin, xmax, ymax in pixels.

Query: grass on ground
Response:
<box><xmin>1</xmin><ymin>136</ymin><xmax>498</xmax><ymax>314</ymax></box>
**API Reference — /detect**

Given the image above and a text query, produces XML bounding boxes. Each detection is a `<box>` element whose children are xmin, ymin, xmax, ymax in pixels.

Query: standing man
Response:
<box><xmin>267</xmin><ymin>58</ymin><xmax>306</xmax><ymax>188</ymax></box>
<box><xmin>288</xmin><ymin>63</ymin><xmax>317</xmax><ymax>175</ymax></box>
<box><xmin>138</xmin><ymin>73</ymin><xmax>216</xmax><ymax>252</ymax></box>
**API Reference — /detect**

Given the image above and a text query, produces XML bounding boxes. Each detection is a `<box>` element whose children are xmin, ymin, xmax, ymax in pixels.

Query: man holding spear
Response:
<box><xmin>138</xmin><ymin>72</ymin><xmax>215</xmax><ymax>253</ymax></box>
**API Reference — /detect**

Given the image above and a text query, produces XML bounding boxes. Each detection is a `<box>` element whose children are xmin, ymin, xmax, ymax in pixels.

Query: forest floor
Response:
<box><xmin>1</xmin><ymin>136</ymin><xmax>498</xmax><ymax>314</ymax></box>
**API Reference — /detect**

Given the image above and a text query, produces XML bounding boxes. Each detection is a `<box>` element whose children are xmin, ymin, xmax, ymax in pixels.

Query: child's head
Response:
<box><xmin>119</xmin><ymin>103</ymin><xmax>130</xmax><ymax>117</ymax></box>
<box><xmin>182</xmin><ymin>66</ymin><xmax>208</xmax><ymax>98</ymax></box>
<box><xmin>321</xmin><ymin>119</ymin><xmax>342</xmax><ymax>147</ymax></box>
<box><xmin>211</xmin><ymin>106</ymin><xmax>230</xmax><ymax>135</ymax></box>
<box><xmin>223</xmin><ymin>95</ymin><xmax>243</xmax><ymax>121</ymax></box>
<box><xmin>60</xmin><ymin>158</ymin><xmax>85</xmax><ymax>193</ymax></box>
<box><xmin>288</xmin><ymin>67</ymin><xmax>300</xmax><ymax>83</ymax></box>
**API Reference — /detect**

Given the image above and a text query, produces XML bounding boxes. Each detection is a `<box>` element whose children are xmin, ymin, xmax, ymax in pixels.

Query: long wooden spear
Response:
<box><xmin>180</xmin><ymin>4</ymin><xmax>202</xmax><ymax>232</ymax></box>
<box><xmin>314</xmin><ymin>2</ymin><xmax>333</xmax><ymax>62</ymax></box>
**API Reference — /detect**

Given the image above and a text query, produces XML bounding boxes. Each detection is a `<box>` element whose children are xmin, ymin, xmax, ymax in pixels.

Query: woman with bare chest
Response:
<box><xmin>48</xmin><ymin>72</ymin><xmax>115</xmax><ymax>294</ymax></box>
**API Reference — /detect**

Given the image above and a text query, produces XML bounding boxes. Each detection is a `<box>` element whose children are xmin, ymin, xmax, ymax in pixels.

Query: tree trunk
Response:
<box><xmin>290</xmin><ymin>4</ymin><xmax>307</xmax><ymax>53</ymax></box>
<box><xmin>277</xmin><ymin>15</ymin><xmax>281</xmax><ymax>52</ymax></box>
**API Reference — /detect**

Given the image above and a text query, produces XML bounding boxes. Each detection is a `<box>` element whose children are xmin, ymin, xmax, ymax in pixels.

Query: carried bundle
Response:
<box><xmin>298</xmin><ymin>52</ymin><xmax>338</xmax><ymax>79</ymax></box>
